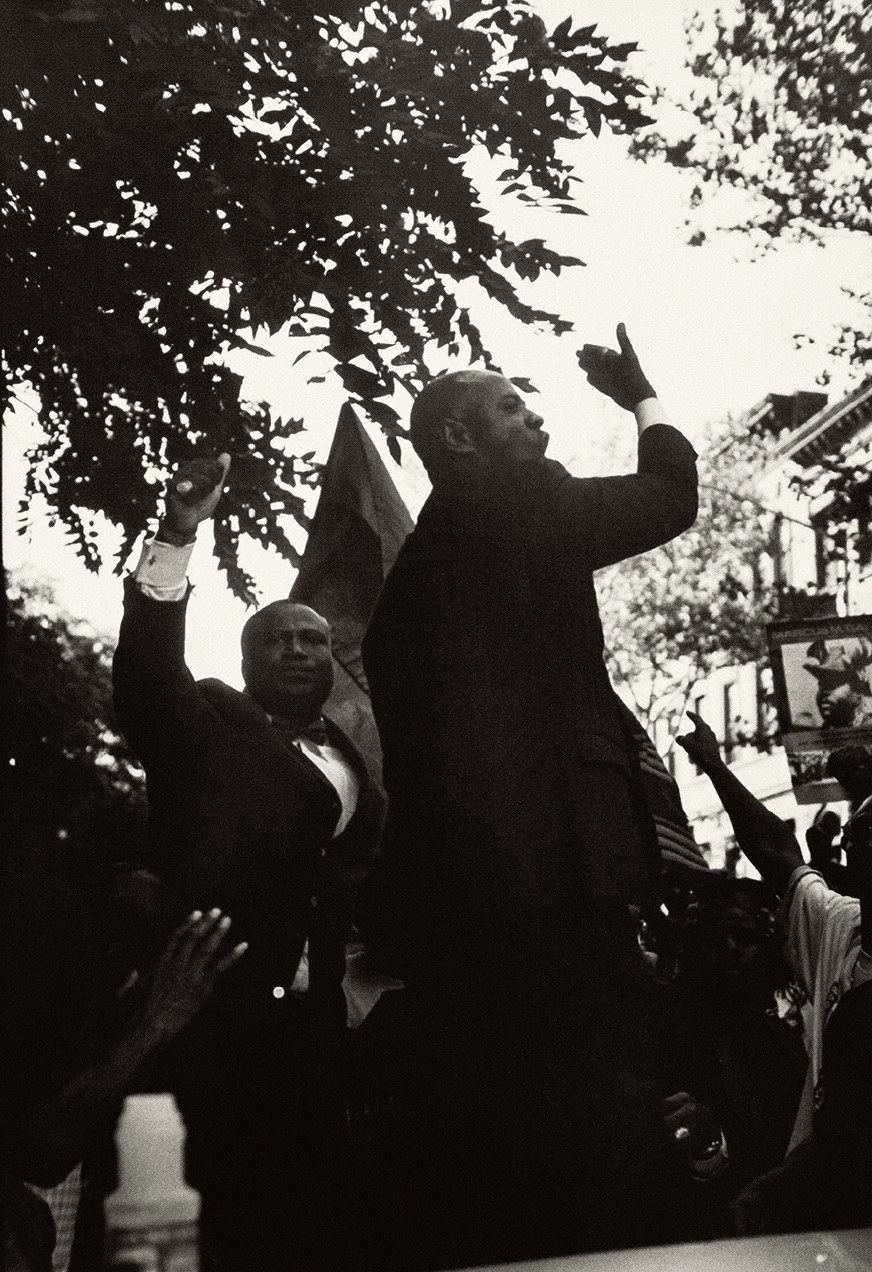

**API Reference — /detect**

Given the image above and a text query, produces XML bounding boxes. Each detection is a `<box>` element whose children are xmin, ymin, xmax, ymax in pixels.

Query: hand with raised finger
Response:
<box><xmin>676</xmin><ymin>710</ymin><xmax>722</xmax><ymax>771</ymax></box>
<box><xmin>161</xmin><ymin>453</ymin><xmax>231</xmax><ymax>544</ymax></box>
<box><xmin>577</xmin><ymin>323</ymin><xmax>656</xmax><ymax>411</ymax></box>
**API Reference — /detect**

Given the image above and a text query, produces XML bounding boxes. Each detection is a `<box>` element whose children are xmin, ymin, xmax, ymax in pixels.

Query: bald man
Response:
<box><xmin>113</xmin><ymin>456</ymin><xmax>384</xmax><ymax>1272</ymax></box>
<box><xmin>360</xmin><ymin>327</ymin><xmax>698</xmax><ymax>1264</ymax></box>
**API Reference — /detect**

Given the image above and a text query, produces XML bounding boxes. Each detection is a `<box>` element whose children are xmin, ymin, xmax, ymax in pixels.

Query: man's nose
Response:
<box><xmin>285</xmin><ymin>635</ymin><xmax>307</xmax><ymax>657</ymax></box>
<box><xmin>526</xmin><ymin>410</ymin><xmax>544</xmax><ymax>430</ymax></box>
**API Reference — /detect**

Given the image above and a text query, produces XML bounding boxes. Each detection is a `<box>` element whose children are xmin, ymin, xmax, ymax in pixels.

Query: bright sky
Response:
<box><xmin>5</xmin><ymin>0</ymin><xmax>871</xmax><ymax>686</ymax></box>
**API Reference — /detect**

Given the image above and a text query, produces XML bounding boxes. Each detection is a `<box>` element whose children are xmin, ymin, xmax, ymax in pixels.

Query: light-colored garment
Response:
<box><xmin>294</xmin><ymin>737</ymin><xmax>359</xmax><ymax>839</ymax></box>
<box><xmin>27</xmin><ymin>1165</ymin><xmax>82</xmax><ymax>1272</ymax></box>
<box><xmin>343</xmin><ymin>947</ymin><xmax>405</xmax><ymax>1030</ymax></box>
<box><xmin>784</xmin><ymin>866</ymin><xmax>872</xmax><ymax>1148</ymax></box>
<box><xmin>134</xmin><ymin>536</ymin><xmax>194</xmax><ymax>600</ymax></box>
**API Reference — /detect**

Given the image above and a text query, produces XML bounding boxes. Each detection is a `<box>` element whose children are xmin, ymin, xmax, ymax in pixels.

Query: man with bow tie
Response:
<box><xmin>113</xmin><ymin>454</ymin><xmax>384</xmax><ymax>1272</ymax></box>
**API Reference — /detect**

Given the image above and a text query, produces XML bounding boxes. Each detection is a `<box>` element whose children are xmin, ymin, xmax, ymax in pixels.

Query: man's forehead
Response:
<box><xmin>259</xmin><ymin>602</ymin><xmax>329</xmax><ymax>633</ymax></box>
<box><xmin>450</xmin><ymin>370</ymin><xmax>519</xmax><ymax>414</ymax></box>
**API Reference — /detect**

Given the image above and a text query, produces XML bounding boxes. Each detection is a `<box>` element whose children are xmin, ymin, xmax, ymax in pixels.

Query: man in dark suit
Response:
<box><xmin>361</xmin><ymin>326</ymin><xmax>699</xmax><ymax>1265</ymax></box>
<box><xmin>113</xmin><ymin>455</ymin><xmax>384</xmax><ymax>1272</ymax></box>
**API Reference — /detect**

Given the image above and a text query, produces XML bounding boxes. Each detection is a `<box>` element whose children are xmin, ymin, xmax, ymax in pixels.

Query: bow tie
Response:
<box><xmin>273</xmin><ymin>716</ymin><xmax>329</xmax><ymax>747</ymax></box>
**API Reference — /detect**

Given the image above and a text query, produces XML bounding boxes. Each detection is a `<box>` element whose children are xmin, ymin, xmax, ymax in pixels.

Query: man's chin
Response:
<box><xmin>254</xmin><ymin>682</ymin><xmax>332</xmax><ymax>719</ymax></box>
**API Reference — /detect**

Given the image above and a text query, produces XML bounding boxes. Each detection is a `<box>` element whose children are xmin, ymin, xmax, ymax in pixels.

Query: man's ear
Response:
<box><xmin>441</xmin><ymin>415</ymin><xmax>476</xmax><ymax>456</ymax></box>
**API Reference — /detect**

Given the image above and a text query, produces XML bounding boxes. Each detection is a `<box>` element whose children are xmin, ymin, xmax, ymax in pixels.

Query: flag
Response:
<box><xmin>290</xmin><ymin>403</ymin><xmax>414</xmax><ymax>781</ymax></box>
<box><xmin>616</xmin><ymin>700</ymin><xmax>710</xmax><ymax>875</ymax></box>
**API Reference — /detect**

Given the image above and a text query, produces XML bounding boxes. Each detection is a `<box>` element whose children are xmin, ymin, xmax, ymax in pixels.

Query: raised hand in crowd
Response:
<box><xmin>675</xmin><ymin>711</ymin><xmax>722</xmax><ymax>772</ymax></box>
<box><xmin>159</xmin><ymin>453</ymin><xmax>231</xmax><ymax>544</ymax></box>
<box><xmin>22</xmin><ymin>911</ymin><xmax>245</xmax><ymax>1188</ymax></box>
<box><xmin>674</xmin><ymin>712</ymin><xmax>802</xmax><ymax>895</ymax></box>
<box><xmin>125</xmin><ymin>907</ymin><xmax>247</xmax><ymax>1045</ymax></box>
<box><xmin>577</xmin><ymin>322</ymin><xmax>656</xmax><ymax>411</ymax></box>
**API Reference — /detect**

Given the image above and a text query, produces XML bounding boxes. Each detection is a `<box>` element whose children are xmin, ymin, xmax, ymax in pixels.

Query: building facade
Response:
<box><xmin>668</xmin><ymin>381</ymin><xmax>872</xmax><ymax>871</ymax></box>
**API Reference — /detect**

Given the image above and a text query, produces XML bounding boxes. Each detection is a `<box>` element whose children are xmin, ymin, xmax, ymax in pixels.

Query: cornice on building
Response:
<box><xmin>770</xmin><ymin>378</ymin><xmax>872</xmax><ymax>469</ymax></box>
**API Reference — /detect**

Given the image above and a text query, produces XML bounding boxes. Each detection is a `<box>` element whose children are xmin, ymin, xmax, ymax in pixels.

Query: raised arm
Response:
<box><xmin>676</xmin><ymin>712</ymin><xmax>803</xmax><ymax>895</ymax></box>
<box><xmin>112</xmin><ymin>455</ymin><xmax>230</xmax><ymax>759</ymax></box>
<box><xmin>19</xmin><ymin>911</ymin><xmax>245</xmax><ymax>1187</ymax></box>
<box><xmin>557</xmin><ymin>324</ymin><xmax>698</xmax><ymax>569</ymax></box>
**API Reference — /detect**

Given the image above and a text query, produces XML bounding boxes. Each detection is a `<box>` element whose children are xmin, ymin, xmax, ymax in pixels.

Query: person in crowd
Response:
<box><xmin>661</xmin><ymin>874</ymin><xmax>806</xmax><ymax>1241</ymax></box>
<box><xmin>3</xmin><ymin>853</ymin><xmax>96</xmax><ymax>1272</ymax></box>
<box><xmin>676</xmin><ymin>712</ymin><xmax>872</xmax><ymax>1232</ymax></box>
<box><xmin>804</xmin><ymin>809</ymin><xmax>848</xmax><ymax>893</ymax></box>
<box><xmin>825</xmin><ymin>743</ymin><xmax>872</xmax><ymax>895</ymax></box>
<box><xmin>112</xmin><ymin>456</ymin><xmax>385</xmax><ymax>1272</ymax></box>
<box><xmin>2</xmin><ymin>851</ymin><xmax>242</xmax><ymax>1272</ymax></box>
<box><xmin>729</xmin><ymin>973</ymin><xmax>872</xmax><ymax>1236</ymax></box>
<box><xmin>360</xmin><ymin>326</ymin><xmax>698</xmax><ymax>1265</ymax></box>
<box><xmin>827</xmin><ymin>743</ymin><xmax>872</xmax><ymax>813</ymax></box>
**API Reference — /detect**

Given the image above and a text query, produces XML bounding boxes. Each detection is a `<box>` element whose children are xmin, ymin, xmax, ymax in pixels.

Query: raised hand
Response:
<box><xmin>162</xmin><ymin>453</ymin><xmax>231</xmax><ymax>542</ymax></box>
<box><xmin>133</xmin><ymin>908</ymin><xmax>246</xmax><ymax>1043</ymax></box>
<box><xmin>676</xmin><ymin>710</ymin><xmax>723</xmax><ymax>771</ymax></box>
<box><xmin>576</xmin><ymin>323</ymin><xmax>655</xmax><ymax>411</ymax></box>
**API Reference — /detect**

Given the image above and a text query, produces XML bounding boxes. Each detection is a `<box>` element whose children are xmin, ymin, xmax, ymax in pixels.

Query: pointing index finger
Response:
<box><xmin>616</xmin><ymin>322</ymin><xmax>636</xmax><ymax>359</ymax></box>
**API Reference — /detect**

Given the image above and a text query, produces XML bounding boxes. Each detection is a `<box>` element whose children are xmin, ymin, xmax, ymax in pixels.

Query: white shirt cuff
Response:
<box><xmin>133</xmin><ymin>537</ymin><xmax>194</xmax><ymax>601</ymax></box>
<box><xmin>634</xmin><ymin>397</ymin><xmax>669</xmax><ymax>431</ymax></box>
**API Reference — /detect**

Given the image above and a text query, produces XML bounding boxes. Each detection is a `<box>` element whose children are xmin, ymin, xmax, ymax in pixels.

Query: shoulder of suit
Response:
<box><xmin>196</xmin><ymin>678</ymin><xmax>265</xmax><ymax>723</ymax></box>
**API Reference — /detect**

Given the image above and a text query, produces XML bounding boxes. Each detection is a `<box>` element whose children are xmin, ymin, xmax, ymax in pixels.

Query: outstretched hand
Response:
<box><xmin>133</xmin><ymin>908</ymin><xmax>246</xmax><ymax>1043</ymax></box>
<box><xmin>676</xmin><ymin>711</ymin><xmax>722</xmax><ymax>771</ymax></box>
<box><xmin>163</xmin><ymin>453</ymin><xmax>231</xmax><ymax>540</ymax></box>
<box><xmin>577</xmin><ymin>323</ymin><xmax>655</xmax><ymax>411</ymax></box>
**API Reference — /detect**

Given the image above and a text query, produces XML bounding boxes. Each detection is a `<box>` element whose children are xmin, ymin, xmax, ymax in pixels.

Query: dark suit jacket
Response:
<box><xmin>361</xmin><ymin>424</ymin><xmax>698</xmax><ymax>958</ymax></box>
<box><xmin>113</xmin><ymin>580</ymin><xmax>384</xmax><ymax>1025</ymax></box>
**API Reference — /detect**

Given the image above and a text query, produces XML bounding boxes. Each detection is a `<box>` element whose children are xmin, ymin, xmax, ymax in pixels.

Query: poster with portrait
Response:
<box><xmin>767</xmin><ymin>614</ymin><xmax>872</xmax><ymax>804</ymax></box>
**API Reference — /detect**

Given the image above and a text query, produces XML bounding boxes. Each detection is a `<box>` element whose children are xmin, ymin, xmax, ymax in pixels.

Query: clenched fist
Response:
<box><xmin>161</xmin><ymin>453</ymin><xmax>231</xmax><ymax>543</ymax></box>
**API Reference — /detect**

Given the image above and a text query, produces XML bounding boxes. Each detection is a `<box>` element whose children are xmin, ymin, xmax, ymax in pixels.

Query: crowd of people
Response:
<box><xmin>5</xmin><ymin>326</ymin><xmax>872</xmax><ymax>1271</ymax></box>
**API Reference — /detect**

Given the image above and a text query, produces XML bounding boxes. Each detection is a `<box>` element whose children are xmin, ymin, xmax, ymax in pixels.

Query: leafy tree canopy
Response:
<box><xmin>3</xmin><ymin>0</ymin><xmax>650</xmax><ymax>599</ymax></box>
<box><xmin>634</xmin><ymin>0</ymin><xmax>871</xmax><ymax>248</ymax></box>
<box><xmin>633</xmin><ymin>0</ymin><xmax>872</xmax><ymax>567</ymax></box>
<box><xmin>5</xmin><ymin>570</ymin><xmax>147</xmax><ymax>882</ymax></box>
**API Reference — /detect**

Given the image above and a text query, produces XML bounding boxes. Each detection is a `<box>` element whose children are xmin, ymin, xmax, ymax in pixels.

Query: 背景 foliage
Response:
<box><xmin>632</xmin><ymin>0</ymin><xmax>872</xmax><ymax>369</ymax></box>
<box><xmin>632</xmin><ymin>0</ymin><xmax>872</xmax><ymax>596</ymax></box>
<box><xmin>5</xmin><ymin>571</ymin><xmax>147</xmax><ymax>881</ymax></box>
<box><xmin>3</xmin><ymin>0</ymin><xmax>651</xmax><ymax>599</ymax></box>
<box><xmin>633</xmin><ymin>0</ymin><xmax>871</xmax><ymax>248</ymax></box>
<box><xmin>597</xmin><ymin>412</ymin><xmax>780</xmax><ymax>737</ymax></box>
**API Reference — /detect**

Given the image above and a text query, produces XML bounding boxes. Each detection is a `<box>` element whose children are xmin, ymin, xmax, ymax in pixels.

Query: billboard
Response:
<box><xmin>767</xmin><ymin>614</ymin><xmax>872</xmax><ymax>804</ymax></box>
